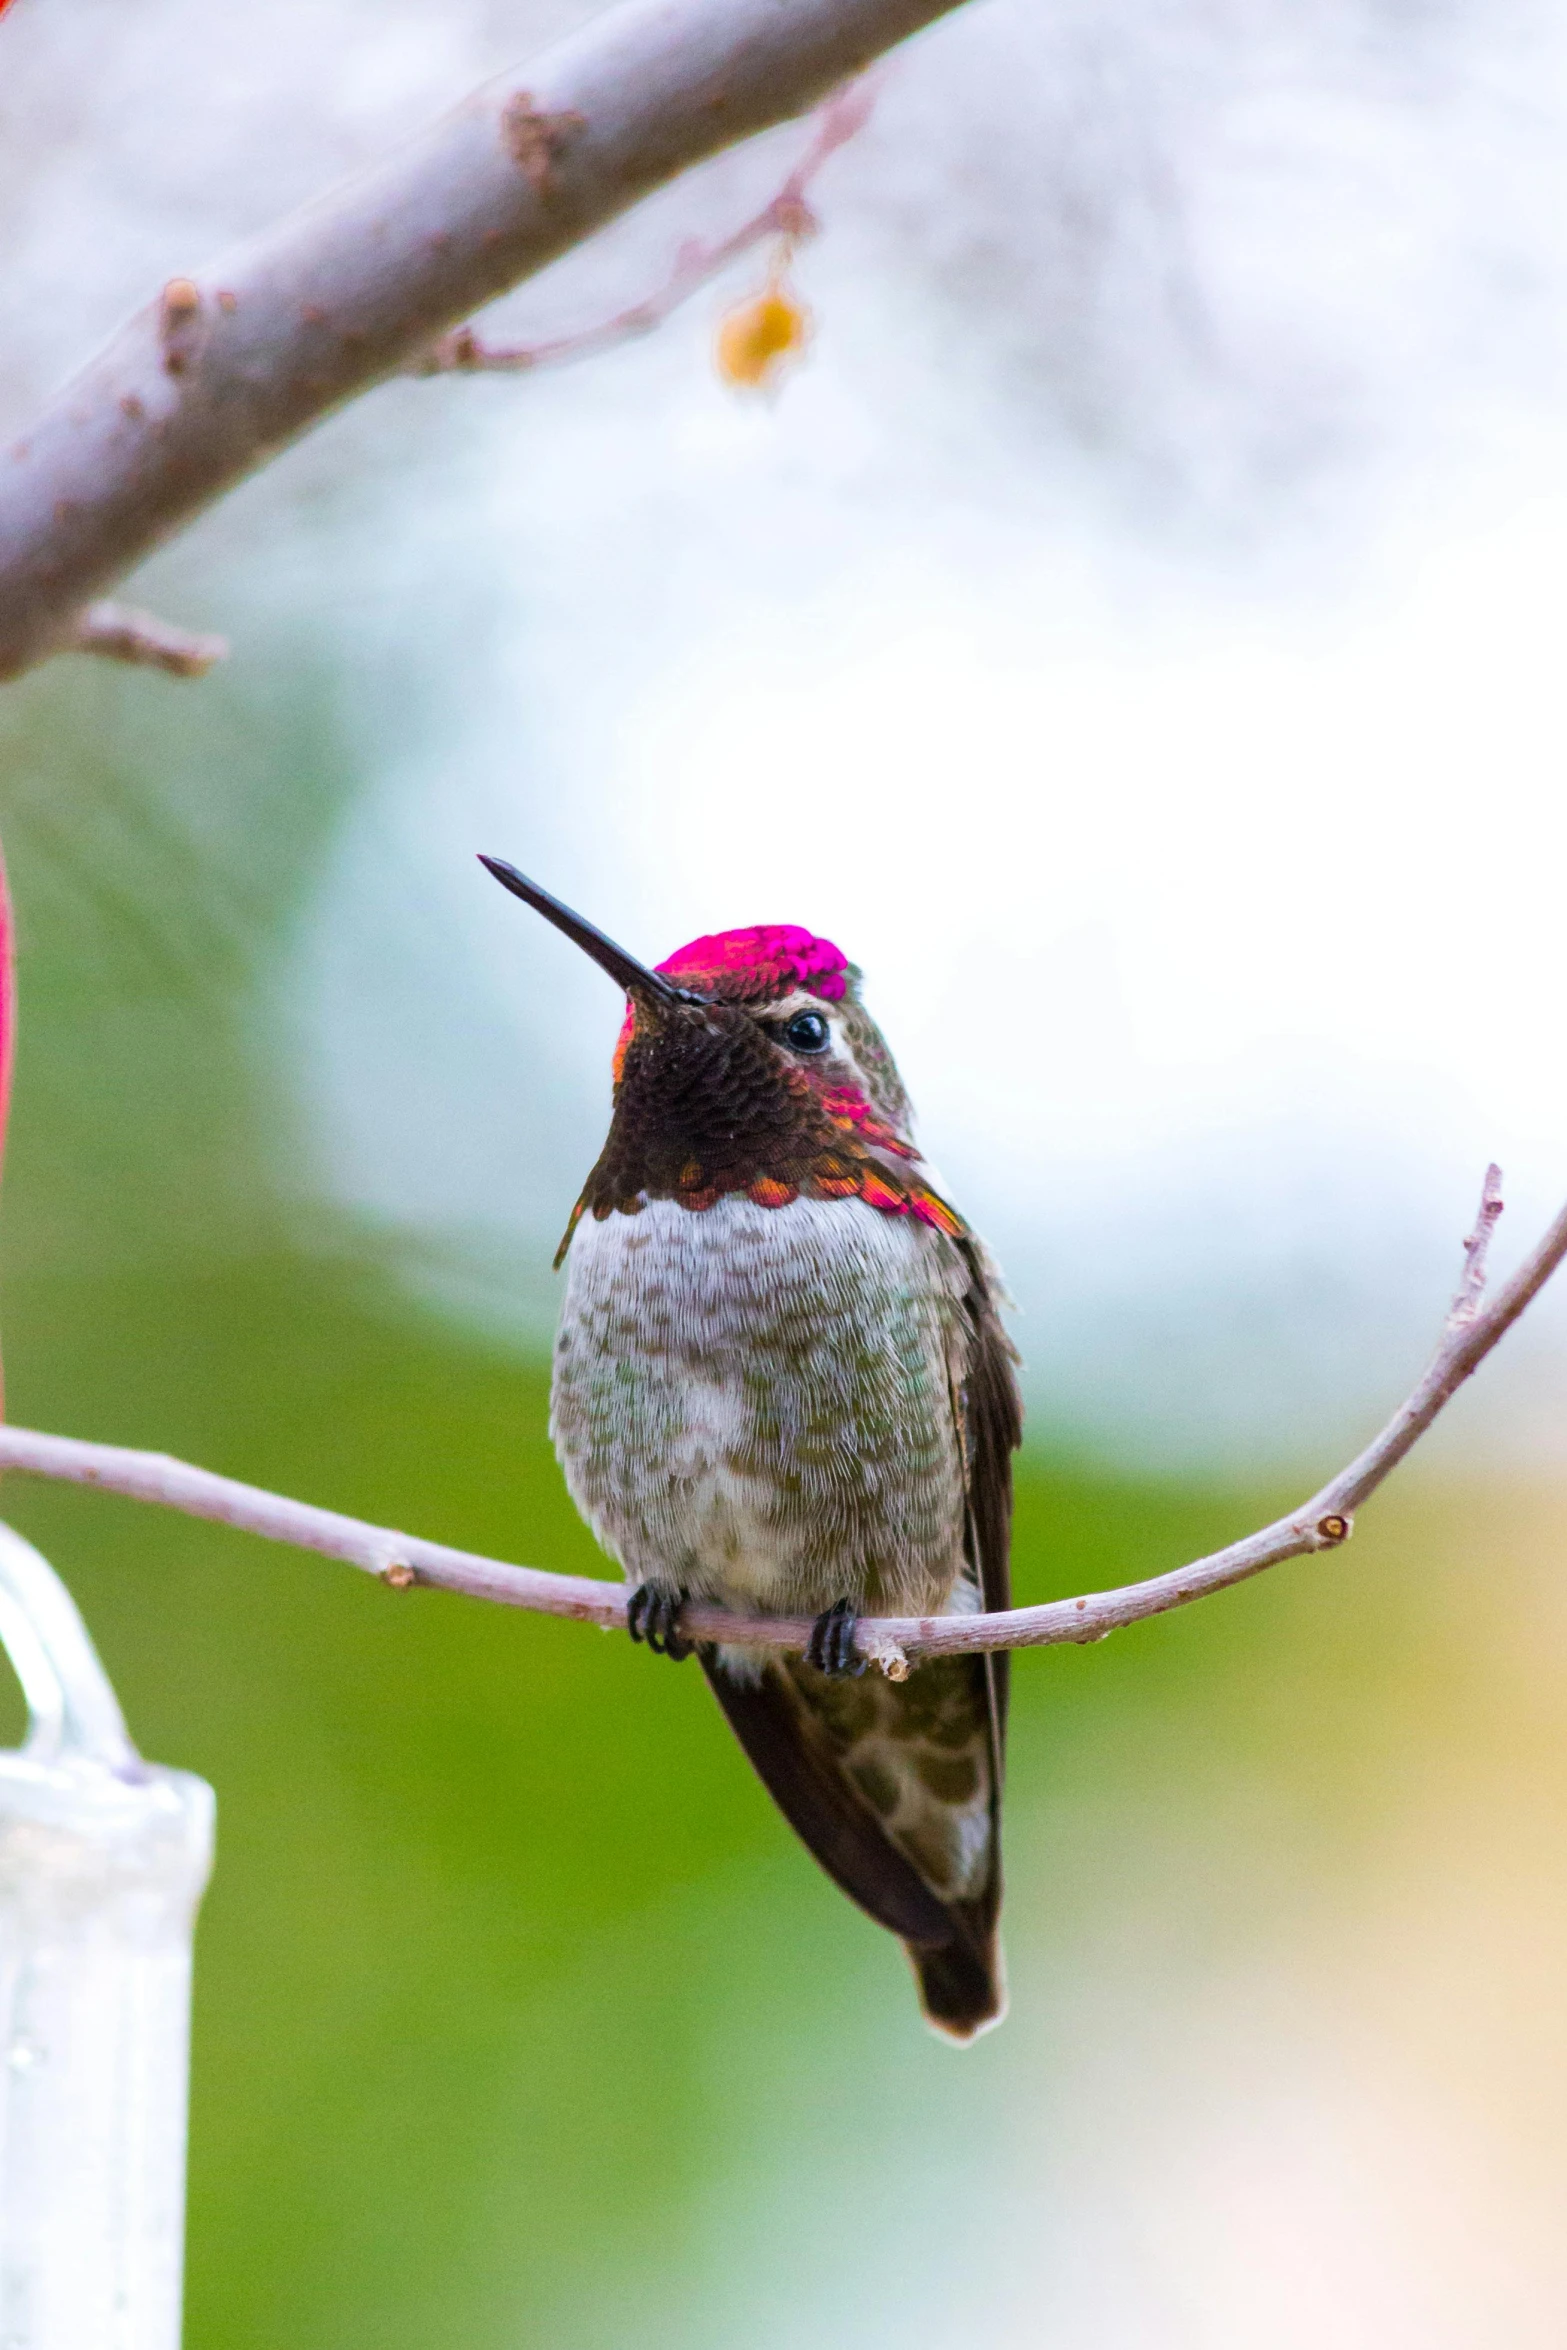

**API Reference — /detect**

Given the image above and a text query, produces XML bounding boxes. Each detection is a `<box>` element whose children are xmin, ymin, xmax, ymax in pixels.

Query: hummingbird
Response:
<box><xmin>481</xmin><ymin>856</ymin><xmax>1022</xmax><ymax>2039</ymax></box>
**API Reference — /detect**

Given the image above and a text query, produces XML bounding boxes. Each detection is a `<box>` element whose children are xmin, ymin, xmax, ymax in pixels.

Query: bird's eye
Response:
<box><xmin>783</xmin><ymin>1009</ymin><xmax>831</xmax><ymax>1053</ymax></box>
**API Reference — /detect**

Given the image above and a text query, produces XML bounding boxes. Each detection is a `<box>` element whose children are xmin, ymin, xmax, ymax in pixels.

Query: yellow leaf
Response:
<box><xmin>716</xmin><ymin>279</ymin><xmax>811</xmax><ymax>391</ymax></box>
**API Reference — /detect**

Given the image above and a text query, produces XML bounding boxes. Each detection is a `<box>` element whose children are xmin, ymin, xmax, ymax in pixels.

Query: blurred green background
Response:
<box><xmin>3</xmin><ymin>659</ymin><xmax>1567</xmax><ymax>2349</ymax></box>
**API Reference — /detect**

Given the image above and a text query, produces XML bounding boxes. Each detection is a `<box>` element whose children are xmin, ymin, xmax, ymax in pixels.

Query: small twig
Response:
<box><xmin>0</xmin><ymin>1167</ymin><xmax>1560</xmax><ymax>1670</ymax></box>
<box><xmin>1453</xmin><ymin>1161</ymin><xmax>1504</xmax><ymax>1322</ymax></box>
<box><xmin>412</xmin><ymin>78</ymin><xmax>876</xmax><ymax>379</ymax></box>
<box><xmin>69</xmin><ymin>602</ymin><xmax>228</xmax><ymax>680</ymax></box>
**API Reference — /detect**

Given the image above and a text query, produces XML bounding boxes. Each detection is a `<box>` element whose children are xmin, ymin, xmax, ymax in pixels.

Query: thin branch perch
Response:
<box><xmin>411</xmin><ymin>78</ymin><xmax>876</xmax><ymax>378</ymax></box>
<box><xmin>0</xmin><ymin>1168</ymin><xmax>1559</xmax><ymax>1677</ymax></box>
<box><xmin>0</xmin><ymin>0</ymin><xmax>968</xmax><ymax>683</ymax></box>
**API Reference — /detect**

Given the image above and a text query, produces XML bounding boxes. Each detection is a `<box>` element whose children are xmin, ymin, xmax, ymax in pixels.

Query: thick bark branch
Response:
<box><xmin>0</xmin><ymin>0</ymin><xmax>968</xmax><ymax>682</ymax></box>
<box><xmin>0</xmin><ymin>1168</ymin><xmax>1556</xmax><ymax>1678</ymax></box>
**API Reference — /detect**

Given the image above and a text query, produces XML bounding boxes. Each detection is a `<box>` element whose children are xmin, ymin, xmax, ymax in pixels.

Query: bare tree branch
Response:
<box><xmin>0</xmin><ymin>0</ymin><xmax>967</xmax><ymax>684</ymax></box>
<box><xmin>411</xmin><ymin>78</ymin><xmax>876</xmax><ymax>379</ymax></box>
<box><xmin>0</xmin><ymin>1169</ymin><xmax>1559</xmax><ymax>1678</ymax></box>
<box><xmin>69</xmin><ymin>602</ymin><xmax>229</xmax><ymax>679</ymax></box>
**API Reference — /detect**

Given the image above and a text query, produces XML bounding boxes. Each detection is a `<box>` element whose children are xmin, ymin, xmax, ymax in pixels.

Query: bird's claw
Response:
<box><xmin>806</xmin><ymin>1596</ymin><xmax>865</xmax><ymax>1677</ymax></box>
<box><xmin>627</xmin><ymin>1584</ymin><xmax>694</xmax><ymax>1661</ymax></box>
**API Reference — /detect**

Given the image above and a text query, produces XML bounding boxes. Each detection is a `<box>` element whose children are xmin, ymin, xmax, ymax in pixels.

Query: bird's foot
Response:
<box><xmin>626</xmin><ymin>1584</ymin><xmax>694</xmax><ymax>1662</ymax></box>
<box><xmin>806</xmin><ymin>1596</ymin><xmax>865</xmax><ymax>1678</ymax></box>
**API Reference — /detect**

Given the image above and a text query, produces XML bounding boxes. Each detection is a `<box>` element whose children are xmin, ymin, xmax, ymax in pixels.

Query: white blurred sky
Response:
<box><xmin>5</xmin><ymin>0</ymin><xmax>1567</xmax><ymax>1463</ymax></box>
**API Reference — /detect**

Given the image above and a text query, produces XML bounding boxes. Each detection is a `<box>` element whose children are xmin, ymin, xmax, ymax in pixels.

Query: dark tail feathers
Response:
<box><xmin>911</xmin><ymin>1929</ymin><xmax>1006</xmax><ymax>2042</ymax></box>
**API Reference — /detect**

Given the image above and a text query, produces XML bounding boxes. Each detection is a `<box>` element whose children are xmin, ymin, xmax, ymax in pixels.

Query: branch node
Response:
<box><xmin>859</xmin><ymin>1624</ymin><xmax>910</xmax><ymax>1679</ymax></box>
<box><xmin>1314</xmin><ymin>1512</ymin><xmax>1352</xmax><ymax>1546</ymax></box>
<box><xmin>771</xmin><ymin>195</ymin><xmax>819</xmax><ymax>242</ymax></box>
<box><xmin>502</xmin><ymin>92</ymin><xmax>586</xmax><ymax>193</ymax></box>
<box><xmin>382</xmin><ymin>1562</ymin><xmax>417</xmax><ymax>1590</ymax></box>
<box><xmin>159</xmin><ymin>277</ymin><xmax>206</xmax><ymax>377</ymax></box>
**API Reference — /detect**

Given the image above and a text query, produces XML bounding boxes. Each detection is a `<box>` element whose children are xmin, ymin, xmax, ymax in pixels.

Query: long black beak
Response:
<box><xmin>479</xmin><ymin>856</ymin><xmax>693</xmax><ymax>1008</ymax></box>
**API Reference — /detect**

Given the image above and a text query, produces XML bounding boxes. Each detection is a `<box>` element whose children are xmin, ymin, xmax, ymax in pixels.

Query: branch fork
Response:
<box><xmin>39</xmin><ymin>70</ymin><xmax>876</xmax><ymax>678</ymax></box>
<box><xmin>0</xmin><ymin>0</ymin><xmax>954</xmax><ymax>683</ymax></box>
<box><xmin>413</xmin><ymin>77</ymin><xmax>874</xmax><ymax>381</ymax></box>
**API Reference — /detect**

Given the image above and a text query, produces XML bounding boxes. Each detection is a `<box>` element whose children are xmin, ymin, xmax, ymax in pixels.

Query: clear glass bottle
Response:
<box><xmin>0</xmin><ymin>1520</ymin><xmax>213</xmax><ymax>2350</ymax></box>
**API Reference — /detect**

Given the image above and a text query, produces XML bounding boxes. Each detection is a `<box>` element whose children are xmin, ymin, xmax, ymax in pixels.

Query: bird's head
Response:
<box><xmin>481</xmin><ymin>858</ymin><xmax>959</xmax><ymax>1253</ymax></box>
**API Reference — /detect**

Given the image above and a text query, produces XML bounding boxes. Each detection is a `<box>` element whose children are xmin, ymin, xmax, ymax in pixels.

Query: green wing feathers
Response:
<box><xmin>703</xmin><ymin>1238</ymin><xmax>1022</xmax><ymax>2041</ymax></box>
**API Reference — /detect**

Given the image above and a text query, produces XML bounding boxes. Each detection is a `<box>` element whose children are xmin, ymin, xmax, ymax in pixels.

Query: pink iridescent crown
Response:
<box><xmin>656</xmin><ymin>924</ymin><xmax>851</xmax><ymax>1004</ymax></box>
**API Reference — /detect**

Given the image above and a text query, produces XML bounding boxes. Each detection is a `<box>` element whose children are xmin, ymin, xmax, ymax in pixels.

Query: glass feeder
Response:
<box><xmin>0</xmin><ymin>1519</ymin><xmax>213</xmax><ymax>2350</ymax></box>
